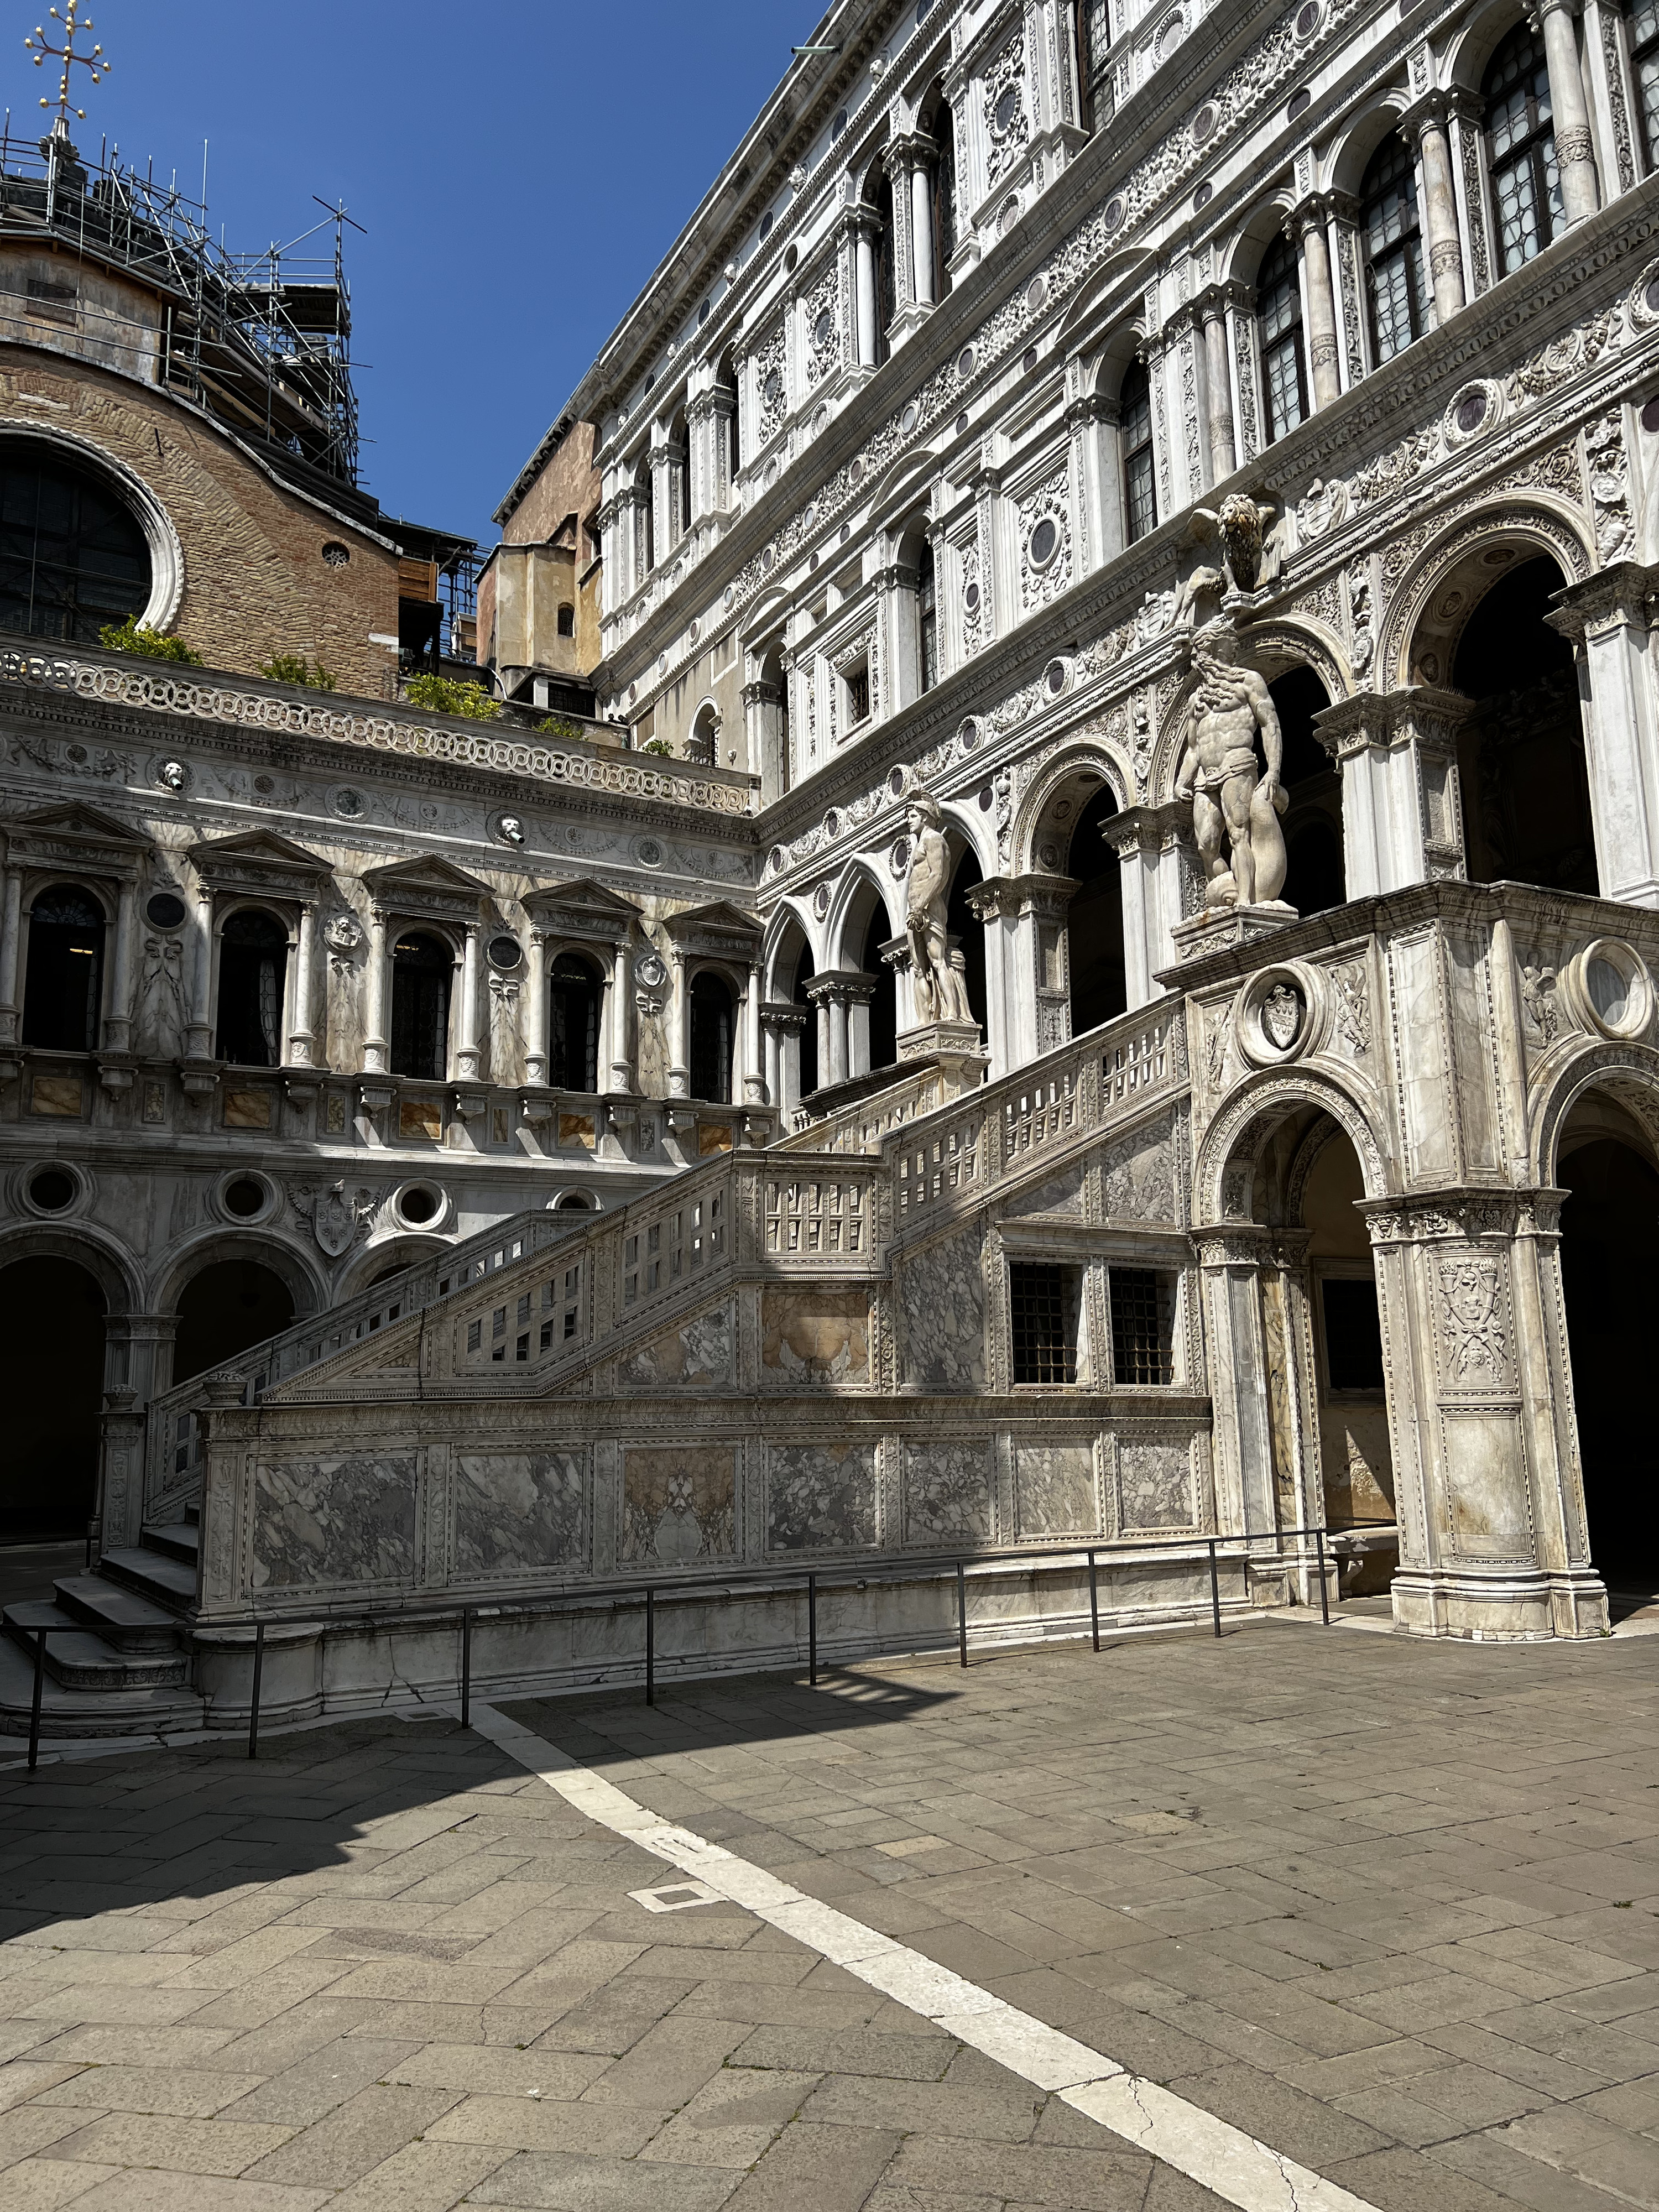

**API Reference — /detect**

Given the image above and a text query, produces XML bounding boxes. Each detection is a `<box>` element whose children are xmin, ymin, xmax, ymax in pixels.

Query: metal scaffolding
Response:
<box><xmin>0</xmin><ymin>119</ymin><xmax>360</xmax><ymax>486</ymax></box>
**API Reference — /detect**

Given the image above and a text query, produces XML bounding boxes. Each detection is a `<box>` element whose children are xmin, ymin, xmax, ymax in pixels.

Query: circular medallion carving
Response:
<box><xmin>1562</xmin><ymin>937</ymin><xmax>1655</xmax><ymax>1041</ymax></box>
<box><xmin>1234</xmin><ymin>962</ymin><xmax>1327</xmax><ymax>1067</ymax></box>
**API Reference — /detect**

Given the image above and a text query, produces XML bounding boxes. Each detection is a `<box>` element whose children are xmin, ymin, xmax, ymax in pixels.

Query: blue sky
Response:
<box><xmin>20</xmin><ymin>2</ymin><xmax>821</xmax><ymax>545</ymax></box>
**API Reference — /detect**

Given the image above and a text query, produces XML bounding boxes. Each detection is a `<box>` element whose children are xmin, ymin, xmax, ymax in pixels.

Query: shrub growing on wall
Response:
<box><xmin>99</xmin><ymin>615</ymin><xmax>203</xmax><ymax>666</ymax></box>
<box><xmin>403</xmin><ymin>671</ymin><xmax>501</xmax><ymax>720</ymax></box>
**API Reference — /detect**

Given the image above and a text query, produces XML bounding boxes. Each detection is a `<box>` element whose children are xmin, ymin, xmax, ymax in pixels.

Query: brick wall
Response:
<box><xmin>0</xmin><ymin>346</ymin><xmax>401</xmax><ymax>697</ymax></box>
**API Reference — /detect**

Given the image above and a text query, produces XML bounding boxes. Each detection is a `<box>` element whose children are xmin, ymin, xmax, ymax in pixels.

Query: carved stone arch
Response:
<box><xmin>335</xmin><ymin>1234</ymin><xmax>453</xmax><ymax>1300</ymax></box>
<box><xmin>1531</xmin><ymin>1040</ymin><xmax>1659</xmax><ymax>1187</ymax></box>
<box><xmin>739</xmin><ymin>582</ymin><xmax>791</xmax><ymax>655</ymax></box>
<box><xmin>1222</xmin><ymin>191</ymin><xmax>1298</xmax><ymax>288</ymax></box>
<box><xmin>1444</xmin><ymin>0</ymin><xmax>1535</xmax><ymax>92</ymax></box>
<box><xmin>1383</xmin><ymin>501</ymin><xmax>1594</xmax><ymax>688</ymax></box>
<box><xmin>1014</xmin><ymin>740</ymin><xmax>1131</xmax><ymax>877</ymax></box>
<box><xmin>823</xmin><ymin>857</ymin><xmax>897</xmax><ymax>972</ymax></box>
<box><xmin>1286</xmin><ymin>1112</ymin><xmax>1348</xmax><ymax>1225</ymax></box>
<box><xmin>1195</xmin><ymin>1067</ymin><xmax>1390</xmax><ymax>1224</ymax></box>
<box><xmin>1326</xmin><ymin>91</ymin><xmax>1413</xmax><ymax>197</ymax></box>
<box><xmin>869</xmin><ymin>449</ymin><xmax>938</xmax><ymax>530</ymax></box>
<box><xmin>1243</xmin><ymin>618</ymin><xmax>1351</xmax><ymax>701</ymax></box>
<box><xmin>150</xmin><ymin>1228</ymin><xmax>328</xmax><ymax>1323</ymax></box>
<box><xmin>1057</xmin><ymin>246</ymin><xmax>1158</xmax><ymax>354</ymax></box>
<box><xmin>763</xmin><ymin>897</ymin><xmax>817</xmax><ymax>998</ymax></box>
<box><xmin>936</xmin><ymin>793</ymin><xmax>996</xmax><ymax>878</ymax></box>
<box><xmin>0</xmin><ymin>1218</ymin><xmax>144</xmax><ymax>1313</ymax></box>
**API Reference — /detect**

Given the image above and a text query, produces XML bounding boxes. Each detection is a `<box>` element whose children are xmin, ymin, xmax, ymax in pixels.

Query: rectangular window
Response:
<box><xmin>1010</xmin><ymin>1262</ymin><xmax>1078</xmax><ymax>1386</ymax></box>
<box><xmin>844</xmin><ymin>661</ymin><xmax>870</xmax><ymax>726</ymax></box>
<box><xmin>1321</xmin><ymin>1276</ymin><xmax>1386</xmax><ymax>1391</ymax></box>
<box><xmin>1109</xmin><ymin>1267</ymin><xmax>1174</xmax><ymax>1385</ymax></box>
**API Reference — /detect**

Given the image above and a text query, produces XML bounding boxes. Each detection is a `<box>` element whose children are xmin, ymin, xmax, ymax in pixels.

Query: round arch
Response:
<box><xmin>333</xmin><ymin>1234</ymin><xmax>457</xmax><ymax>1300</ymax></box>
<box><xmin>1443</xmin><ymin>0</ymin><xmax>1535</xmax><ymax>91</ymax></box>
<box><xmin>1324</xmin><ymin>94</ymin><xmax>1412</xmax><ymax>197</ymax></box>
<box><xmin>1383</xmin><ymin>502</ymin><xmax>1594</xmax><ymax>688</ymax></box>
<box><xmin>824</xmin><ymin>859</ymin><xmax>898</xmax><ymax>973</ymax></box>
<box><xmin>1195</xmin><ymin>1067</ymin><xmax>1391</xmax><ymax>1224</ymax></box>
<box><xmin>1531</xmin><ymin>1040</ymin><xmax>1659</xmax><ymax>1188</ymax></box>
<box><xmin>0</xmin><ymin>416</ymin><xmax>185</xmax><ymax>635</ymax></box>
<box><xmin>1014</xmin><ymin>743</ymin><xmax>1131</xmax><ymax>877</ymax></box>
<box><xmin>0</xmin><ymin>1218</ymin><xmax>143</xmax><ymax>1314</ymax></box>
<box><xmin>150</xmin><ymin>1229</ymin><xmax>327</xmax><ymax>1328</ymax></box>
<box><xmin>1221</xmin><ymin>193</ymin><xmax>1298</xmax><ymax>288</ymax></box>
<box><xmin>762</xmin><ymin>899</ymin><xmax>817</xmax><ymax>999</ymax></box>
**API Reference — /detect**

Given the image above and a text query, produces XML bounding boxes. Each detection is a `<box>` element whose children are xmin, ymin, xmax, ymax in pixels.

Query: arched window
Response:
<box><xmin>556</xmin><ymin>602</ymin><xmax>575</xmax><ymax>639</ymax></box>
<box><xmin>689</xmin><ymin>971</ymin><xmax>733</xmax><ymax>1102</ymax></box>
<box><xmin>1067</xmin><ymin>786</ymin><xmax>1127</xmax><ymax>1032</ymax></box>
<box><xmin>1120</xmin><ymin>358</ymin><xmax>1157</xmax><ymax>542</ymax></box>
<box><xmin>917</xmin><ymin>539</ymin><xmax>938</xmax><ymax>693</ymax></box>
<box><xmin>550</xmin><ymin>953</ymin><xmax>602</xmax><ymax>1092</ymax></box>
<box><xmin>1257</xmin><ymin>231</ymin><xmax>1308</xmax><ymax>443</ymax></box>
<box><xmin>1630</xmin><ymin>0</ymin><xmax>1659</xmax><ymax>169</ymax></box>
<box><xmin>1484</xmin><ymin>22</ymin><xmax>1561</xmax><ymax>274</ymax></box>
<box><xmin>791</xmin><ymin>943</ymin><xmax>818</xmax><ymax>1098</ymax></box>
<box><xmin>22</xmin><ymin>885</ymin><xmax>104</xmax><ymax>1051</ymax></box>
<box><xmin>637</xmin><ymin>461</ymin><xmax>655</xmax><ymax>577</ymax></box>
<box><xmin>932</xmin><ymin>106</ymin><xmax>957</xmax><ymax>293</ymax></box>
<box><xmin>216</xmin><ymin>909</ymin><xmax>288</xmax><ymax>1068</ymax></box>
<box><xmin>688</xmin><ymin>703</ymin><xmax>719</xmax><ymax>765</ymax></box>
<box><xmin>390</xmin><ymin>931</ymin><xmax>452</xmax><ymax>1080</ymax></box>
<box><xmin>0</xmin><ymin>444</ymin><xmax>150</xmax><ymax>644</ymax></box>
<box><xmin>860</xmin><ymin>909</ymin><xmax>897</xmax><ymax>1071</ymax></box>
<box><xmin>1361</xmin><ymin>135</ymin><xmax>1430</xmax><ymax>363</ymax></box>
<box><xmin>875</xmin><ymin>170</ymin><xmax>897</xmax><ymax>357</ymax></box>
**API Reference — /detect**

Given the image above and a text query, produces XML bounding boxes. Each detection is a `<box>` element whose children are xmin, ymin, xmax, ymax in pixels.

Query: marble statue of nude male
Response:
<box><xmin>1174</xmin><ymin>621</ymin><xmax>1291</xmax><ymax>910</ymax></box>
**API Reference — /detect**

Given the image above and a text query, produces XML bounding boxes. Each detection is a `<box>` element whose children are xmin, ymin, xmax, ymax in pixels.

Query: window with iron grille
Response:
<box><xmin>1256</xmin><ymin>232</ymin><xmax>1307</xmax><ymax>444</ymax></box>
<box><xmin>1484</xmin><ymin>22</ymin><xmax>1561</xmax><ymax>274</ymax></box>
<box><xmin>1631</xmin><ymin>0</ymin><xmax>1659</xmax><ymax>168</ymax></box>
<box><xmin>1109</xmin><ymin>1266</ymin><xmax>1174</xmax><ymax>1385</ymax></box>
<box><xmin>1361</xmin><ymin>136</ymin><xmax>1429</xmax><ymax>364</ymax></box>
<box><xmin>1120</xmin><ymin>358</ymin><xmax>1157</xmax><ymax>544</ymax></box>
<box><xmin>1010</xmin><ymin>1262</ymin><xmax>1078</xmax><ymax>1385</ymax></box>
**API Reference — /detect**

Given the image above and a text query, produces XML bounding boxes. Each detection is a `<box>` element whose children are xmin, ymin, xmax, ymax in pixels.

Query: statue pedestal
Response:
<box><xmin>896</xmin><ymin>1019</ymin><xmax>989</xmax><ymax>1098</ymax></box>
<box><xmin>1169</xmin><ymin>901</ymin><xmax>1297</xmax><ymax>963</ymax></box>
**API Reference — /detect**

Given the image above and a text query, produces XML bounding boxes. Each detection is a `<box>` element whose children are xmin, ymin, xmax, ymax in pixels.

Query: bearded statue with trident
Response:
<box><xmin>1174</xmin><ymin>620</ymin><xmax>1291</xmax><ymax>910</ymax></box>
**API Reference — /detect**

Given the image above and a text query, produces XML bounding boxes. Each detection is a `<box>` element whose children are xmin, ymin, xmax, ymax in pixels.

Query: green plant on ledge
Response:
<box><xmin>403</xmin><ymin>670</ymin><xmax>500</xmax><ymax>720</ymax></box>
<box><xmin>641</xmin><ymin>737</ymin><xmax>674</xmax><ymax>757</ymax></box>
<box><xmin>536</xmin><ymin>714</ymin><xmax>586</xmax><ymax>741</ymax></box>
<box><xmin>99</xmin><ymin>615</ymin><xmax>203</xmax><ymax>666</ymax></box>
<box><xmin>260</xmin><ymin>651</ymin><xmax>337</xmax><ymax>692</ymax></box>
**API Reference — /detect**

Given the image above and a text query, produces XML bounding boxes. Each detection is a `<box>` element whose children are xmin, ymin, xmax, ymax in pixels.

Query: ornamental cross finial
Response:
<box><xmin>24</xmin><ymin>0</ymin><xmax>110</xmax><ymax>127</ymax></box>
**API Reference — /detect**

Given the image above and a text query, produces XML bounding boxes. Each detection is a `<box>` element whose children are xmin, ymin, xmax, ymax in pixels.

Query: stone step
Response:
<box><xmin>2</xmin><ymin>1603</ymin><xmax>189</xmax><ymax>1692</ymax></box>
<box><xmin>98</xmin><ymin>1547</ymin><xmax>198</xmax><ymax>1614</ymax></box>
<box><xmin>140</xmin><ymin>1520</ymin><xmax>200</xmax><ymax>1568</ymax></box>
<box><xmin>52</xmin><ymin>1575</ymin><xmax>181</xmax><ymax>1654</ymax></box>
<box><xmin>0</xmin><ymin>1627</ymin><xmax>204</xmax><ymax>1739</ymax></box>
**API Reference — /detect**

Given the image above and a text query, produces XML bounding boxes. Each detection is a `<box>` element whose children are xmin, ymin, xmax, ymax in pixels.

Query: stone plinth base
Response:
<box><xmin>1390</xmin><ymin>1567</ymin><xmax>1610</xmax><ymax>1641</ymax></box>
<box><xmin>1170</xmin><ymin>901</ymin><xmax>1298</xmax><ymax>962</ymax></box>
<box><xmin>896</xmin><ymin>1019</ymin><xmax>989</xmax><ymax>1097</ymax></box>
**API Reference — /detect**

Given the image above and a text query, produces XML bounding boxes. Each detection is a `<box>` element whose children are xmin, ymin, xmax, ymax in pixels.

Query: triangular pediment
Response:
<box><xmin>664</xmin><ymin>900</ymin><xmax>763</xmax><ymax>945</ymax></box>
<box><xmin>189</xmin><ymin>829</ymin><xmax>328</xmax><ymax>879</ymax></box>
<box><xmin>10</xmin><ymin>801</ymin><xmax>151</xmax><ymax>852</ymax></box>
<box><xmin>523</xmin><ymin>877</ymin><xmax>641</xmax><ymax>921</ymax></box>
<box><xmin>362</xmin><ymin>855</ymin><xmax>492</xmax><ymax>902</ymax></box>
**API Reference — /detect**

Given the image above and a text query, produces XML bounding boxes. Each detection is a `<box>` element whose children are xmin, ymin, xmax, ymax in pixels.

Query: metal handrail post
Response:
<box><xmin>248</xmin><ymin>1623</ymin><xmax>265</xmax><ymax>1760</ymax></box>
<box><xmin>1088</xmin><ymin>1548</ymin><xmax>1100</xmax><ymax>1653</ymax></box>
<box><xmin>956</xmin><ymin>1560</ymin><xmax>968</xmax><ymax>1669</ymax></box>
<box><xmin>1315</xmin><ymin>1526</ymin><xmax>1330</xmax><ymax>1625</ymax></box>
<box><xmin>1208</xmin><ymin>1540</ymin><xmax>1222</xmax><ymax>1638</ymax></box>
<box><xmin>807</xmin><ymin>1573</ymin><xmax>817</xmax><ymax>1687</ymax></box>
<box><xmin>460</xmin><ymin>1607</ymin><xmax>472</xmax><ymax>1729</ymax></box>
<box><xmin>27</xmin><ymin>1626</ymin><xmax>45</xmax><ymax>1772</ymax></box>
<box><xmin>645</xmin><ymin>1585</ymin><xmax>655</xmax><ymax>1706</ymax></box>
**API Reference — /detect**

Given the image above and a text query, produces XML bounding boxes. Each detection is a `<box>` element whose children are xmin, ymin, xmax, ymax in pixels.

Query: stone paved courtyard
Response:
<box><xmin>0</xmin><ymin>1617</ymin><xmax>1656</xmax><ymax>2210</ymax></box>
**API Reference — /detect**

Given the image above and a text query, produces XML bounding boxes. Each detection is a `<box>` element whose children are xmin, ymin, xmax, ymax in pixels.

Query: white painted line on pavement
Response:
<box><xmin>469</xmin><ymin>1699</ymin><xmax>1381</xmax><ymax>2212</ymax></box>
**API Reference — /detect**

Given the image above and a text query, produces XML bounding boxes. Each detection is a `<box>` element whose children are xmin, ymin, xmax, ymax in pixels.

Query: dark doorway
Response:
<box><xmin>791</xmin><ymin>943</ymin><xmax>818</xmax><ymax>1098</ymax></box>
<box><xmin>1455</xmin><ymin>556</ymin><xmax>1598</xmax><ymax>895</ymax></box>
<box><xmin>173</xmin><ymin>1259</ymin><xmax>295</xmax><ymax>1388</ymax></box>
<box><xmin>23</xmin><ymin>885</ymin><xmax>105</xmax><ymax>1052</ymax></box>
<box><xmin>688</xmin><ymin>972</ymin><xmax>733</xmax><ymax>1103</ymax></box>
<box><xmin>1559</xmin><ymin>1135</ymin><xmax>1659</xmax><ymax>1589</ymax></box>
<box><xmin>860</xmin><ymin>909</ymin><xmax>897</xmax><ymax>1072</ymax></box>
<box><xmin>549</xmin><ymin>953</ymin><xmax>602</xmax><ymax>1092</ymax></box>
<box><xmin>945</xmin><ymin>846</ymin><xmax>987</xmax><ymax>1032</ymax></box>
<box><xmin>1067</xmin><ymin>785</ymin><xmax>1127</xmax><ymax>1033</ymax></box>
<box><xmin>0</xmin><ymin>1256</ymin><xmax>106</xmax><ymax>1536</ymax></box>
<box><xmin>216</xmin><ymin>909</ymin><xmax>289</xmax><ymax>1068</ymax></box>
<box><xmin>1271</xmin><ymin>667</ymin><xmax>1344</xmax><ymax>915</ymax></box>
<box><xmin>390</xmin><ymin>932</ymin><xmax>452</xmax><ymax>1079</ymax></box>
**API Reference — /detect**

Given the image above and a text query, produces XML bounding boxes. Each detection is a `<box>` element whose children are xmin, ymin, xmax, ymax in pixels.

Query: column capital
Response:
<box><xmin>1191</xmin><ymin>280</ymin><xmax>1251</xmax><ymax>324</ymax></box>
<box><xmin>1545</xmin><ymin>561</ymin><xmax>1659</xmax><ymax>641</ymax></box>
<box><xmin>806</xmin><ymin>968</ymin><xmax>879</xmax><ymax>1008</ymax></box>
<box><xmin>1102</xmin><ymin>799</ymin><xmax>1190</xmax><ymax>854</ymax></box>
<box><xmin>888</xmin><ymin>128</ymin><xmax>936</xmax><ymax>171</ymax></box>
<box><xmin>1357</xmin><ymin>1187</ymin><xmax>1551</xmax><ymax>1246</ymax></box>
<box><xmin>966</xmin><ymin>872</ymin><xmax>1081</xmax><ymax>922</ymax></box>
<box><xmin>760</xmin><ymin>1001</ymin><xmax>808</xmax><ymax>1035</ymax></box>
<box><xmin>1284</xmin><ymin>195</ymin><xmax>1333</xmax><ymax>243</ymax></box>
<box><xmin>1312</xmin><ymin>685</ymin><xmax>1476</xmax><ymax>761</ymax></box>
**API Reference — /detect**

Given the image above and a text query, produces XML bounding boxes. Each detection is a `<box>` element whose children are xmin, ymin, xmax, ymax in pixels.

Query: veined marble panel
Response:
<box><xmin>1014</xmin><ymin>1441</ymin><xmax>1098</xmax><ymax>1538</ymax></box>
<box><xmin>760</xmin><ymin>1288</ymin><xmax>872</xmax><ymax>1385</ymax></box>
<box><xmin>622</xmin><ymin>1444</ymin><xmax>737</xmax><ymax>1564</ymax></box>
<box><xmin>1003</xmin><ymin>1161</ymin><xmax>1086</xmax><ymax>1219</ymax></box>
<box><xmin>1100</xmin><ymin>1112</ymin><xmax>1178</xmax><ymax>1222</ymax></box>
<box><xmin>455</xmin><ymin>1449</ymin><xmax>587</xmax><ymax>1577</ymax></box>
<box><xmin>1117</xmin><ymin>1438</ymin><xmax>1196</xmax><ymax>1531</ymax></box>
<box><xmin>618</xmin><ymin>1300</ymin><xmax>734</xmax><ymax>1387</ymax></box>
<box><xmin>899</xmin><ymin>1225</ymin><xmax>985</xmax><ymax>1391</ymax></box>
<box><xmin>254</xmin><ymin>1454</ymin><xmax>416</xmax><ymax>1588</ymax></box>
<box><xmin>903</xmin><ymin>1439</ymin><xmax>994</xmax><ymax>1545</ymax></box>
<box><xmin>766</xmin><ymin>1441</ymin><xmax>878</xmax><ymax>1551</ymax></box>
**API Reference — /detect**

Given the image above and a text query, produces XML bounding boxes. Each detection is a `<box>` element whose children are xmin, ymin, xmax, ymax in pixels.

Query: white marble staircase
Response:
<box><xmin>0</xmin><ymin>1511</ymin><xmax>206</xmax><ymax>1737</ymax></box>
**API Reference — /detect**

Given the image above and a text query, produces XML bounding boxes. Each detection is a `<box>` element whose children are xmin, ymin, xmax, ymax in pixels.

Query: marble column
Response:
<box><xmin>455</xmin><ymin>922</ymin><xmax>482</xmax><ymax>1082</ymax></box>
<box><xmin>1105</xmin><ymin>803</ymin><xmax>1191</xmax><ymax>1009</ymax></box>
<box><xmin>0</xmin><ymin>859</ymin><xmax>20</xmax><ymax>1046</ymax></box>
<box><xmin>1538</xmin><ymin>0</ymin><xmax>1601</xmax><ymax>223</ymax></box>
<box><xmin>287</xmin><ymin>901</ymin><xmax>316</xmax><ymax>1068</ymax></box>
<box><xmin>1313</xmin><ymin>690</ymin><xmax>1472</xmax><ymax>895</ymax></box>
<box><xmin>854</xmin><ymin>217</ymin><xmax>880</xmax><ymax>368</ymax></box>
<box><xmin>1197</xmin><ymin>290</ymin><xmax>1237</xmax><ymax>483</ymax></box>
<box><xmin>524</xmin><ymin>928</ymin><xmax>549</xmax><ymax>1084</ymax></box>
<box><xmin>610</xmin><ymin>933</ymin><xmax>634</xmax><ymax>1092</ymax></box>
<box><xmin>1548</xmin><ymin>562</ymin><xmax>1659</xmax><ymax>905</ymax></box>
<box><xmin>1194</xmin><ymin>1224</ymin><xmax>1282</xmax><ymax>1541</ymax></box>
<box><xmin>742</xmin><ymin>961</ymin><xmax>766</xmax><ymax>1104</ymax></box>
<box><xmin>361</xmin><ymin>906</ymin><xmax>389</xmax><ymax>1075</ymax></box>
<box><xmin>761</xmin><ymin>1003</ymin><xmax>807</xmax><ymax>1114</ymax></box>
<box><xmin>1289</xmin><ymin>200</ymin><xmax>1342</xmax><ymax>410</ymax></box>
<box><xmin>668</xmin><ymin>951</ymin><xmax>689</xmax><ymax>1098</ymax></box>
<box><xmin>185</xmin><ymin>884</ymin><xmax>215</xmax><ymax>1061</ymax></box>
<box><xmin>105</xmin><ymin>876</ymin><xmax>138</xmax><ymax>1053</ymax></box>
<box><xmin>1401</xmin><ymin>97</ymin><xmax>1467</xmax><ymax>324</ymax></box>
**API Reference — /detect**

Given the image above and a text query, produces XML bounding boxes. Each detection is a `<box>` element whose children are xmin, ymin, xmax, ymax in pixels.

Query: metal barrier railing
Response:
<box><xmin>11</xmin><ymin>1526</ymin><xmax>1335</xmax><ymax>1771</ymax></box>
